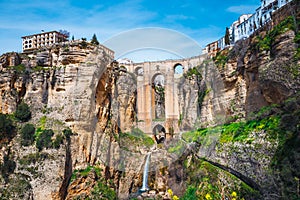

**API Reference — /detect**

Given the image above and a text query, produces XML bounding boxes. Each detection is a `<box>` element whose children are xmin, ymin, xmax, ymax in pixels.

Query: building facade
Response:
<box><xmin>22</xmin><ymin>31</ymin><xmax>68</xmax><ymax>52</ymax></box>
<box><xmin>216</xmin><ymin>0</ymin><xmax>292</xmax><ymax>51</ymax></box>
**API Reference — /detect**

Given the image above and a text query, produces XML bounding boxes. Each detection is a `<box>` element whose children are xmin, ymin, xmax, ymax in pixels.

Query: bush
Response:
<box><xmin>15</xmin><ymin>102</ymin><xmax>31</xmax><ymax>122</ymax></box>
<box><xmin>0</xmin><ymin>113</ymin><xmax>15</xmax><ymax>141</ymax></box>
<box><xmin>63</xmin><ymin>128</ymin><xmax>73</xmax><ymax>139</ymax></box>
<box><xmin>36</xmin><ymin>129</ymin><xmax>54</xmax><ymax>151</ymax></box>
<box><xmin>52</xmin><ymin>134</ymin><xmax>64</xmax><ymax>149</ymax></box>
<box><xmin>20</xmin><ymin>124</ymin><xmax>35</xmax><ymax>146</ymax></box>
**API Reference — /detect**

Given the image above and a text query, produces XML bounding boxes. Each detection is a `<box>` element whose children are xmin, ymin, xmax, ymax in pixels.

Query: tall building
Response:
<box><xmin>22</xmin><ymin>31</ymin><xmax>68</xmax><ymax>52</ymax></box>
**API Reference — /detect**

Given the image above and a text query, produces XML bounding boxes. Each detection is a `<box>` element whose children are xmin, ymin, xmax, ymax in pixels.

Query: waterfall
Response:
<box><xmin>140</xmin><ymin>152</ymin><xmax>151</xmax><ymax>192</ymax></box>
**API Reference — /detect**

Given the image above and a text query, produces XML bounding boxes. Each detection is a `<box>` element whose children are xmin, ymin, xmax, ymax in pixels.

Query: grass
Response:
<box><xmin>119</xmin><ymin>128</ymin><xmax>155</xmax><ymax>147</ymax></box>
<box><xmin>182</xmin><ymin>115</ymin><xmax>280</xmax><ymax>144</ymax></box>
<box><xmin>167</xmin><ymin>140</ymin><xmax>184</xmax><ymax>154</ymax></box>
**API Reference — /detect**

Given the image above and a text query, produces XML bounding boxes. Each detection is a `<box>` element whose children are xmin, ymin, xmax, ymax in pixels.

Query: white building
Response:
<box><xmin>217</xmin><ymin>0</ymin><xmax>292</xmax><ymax>51</ymax></box>
<box><xmin>22</xmin><ymin>31</ymin><xmax>68</xmax><ymax>52</ymax></box>
<box><xmin>235</xmin><ymin>0</ymin><xmax>292</xmax><ymax>42</ymax></box>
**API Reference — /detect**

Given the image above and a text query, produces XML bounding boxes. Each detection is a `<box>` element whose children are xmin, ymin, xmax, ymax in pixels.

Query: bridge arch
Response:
<box><xmin>174</xmin><ymin>63</ymin><xmax>184</xmax><ymax>75</ymax></box>
<box><xmin>153</xmin><ymin>124</ymin><xmax>166</xmax><ymax>144</ymax></box>
<box><xmin>134</xmin><ymin>66</ymin><xmax>144</xmax><ymax>76</ymax></box>
<box><xmin>151</xmin><ymin>73</ymin><xmax>165</xmax><ymax>119</ymax></box>
<box><xmin>151</xmin><ymin>73</ymin><xmax>165</xmax><ymax>86</ymax></box>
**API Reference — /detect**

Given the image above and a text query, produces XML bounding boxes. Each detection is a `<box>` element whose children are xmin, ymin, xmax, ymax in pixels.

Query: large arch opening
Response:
<box><xmin>174</xmin><ymin>63</ymin><xmax>184</xmax><ymax>75</ymax></box>
<box><xmin>153</xmin><ymin>124</ymin><xmax>166</xmax><ymax>144</ymax></box>
<box><xmin>151</xmin><ymin>74</ymin><xmax>165</xmax><ymax>119</ymax></box>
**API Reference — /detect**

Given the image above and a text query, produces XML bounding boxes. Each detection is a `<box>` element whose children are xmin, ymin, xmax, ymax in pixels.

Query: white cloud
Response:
<box><xmin>226</xmin><ymin>5</ymin><xmax>258</xmax><ymax>14</ymax></box>
<box><xmin>165</xmin><ymin>14</ymin><xmax>194</xmax><ymax>22</ymax></box>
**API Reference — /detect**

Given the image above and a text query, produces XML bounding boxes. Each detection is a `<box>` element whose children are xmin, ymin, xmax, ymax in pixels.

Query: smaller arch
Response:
<box><xmin>174</xmin><ymin>63</ymin><xmax>184</xmax><ymax>74</ymax></box>
<box><xmin>152</xmin><ymin>73</ymin><xmax>165</xmax><ymax>87</ymax></box>
<box><xmin>153</xmin><ymin>124</ymin><xmax>166</xmax><ymax>144</ymax></box>
<box><xmin>135</xmin><ymin>67</ymin><xmax>144</xmax><ymax>76</ymax></box>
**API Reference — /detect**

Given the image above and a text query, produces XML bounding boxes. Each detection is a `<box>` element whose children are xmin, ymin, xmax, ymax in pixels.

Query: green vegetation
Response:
<box><xmin>31</xmin><ymin>65</ymin><xmax>46</xmax><ymax>72</ymax></box>
<box><xmin>213</xmin><ymin>50</ymin><xmax>229</xmax><ymax>69</ymax></box>
<box><xmin>225</xmin><ymin>27</ymin><xmax>230</xmax><ymax>45</ymax></box>
<box><xmin>70</xmin><ymin>166</ymin><xmax>117</xmax><ymax>200</ymax></box>
<box><xmin>20</xmin><ymin>123</ymin><xmax>35</xmax><ymax>146</ymax></box>
<box><xmin>91</xmin><ymin>33</ymin><xmax>99</xmax><ymax>45</ymax></box>
<box><xmin>8</xmin><ymin>64</ymin><xmax>26</xmax><ymax>75</ymax></box>
<box><xmin>0</xmin><ymin>152</ymin><xmax>16</xmax><ymax>183</ymax></box>
<box><xmin>63</xmin><ymin>128</ymin><xmax>73</xmax><ymax>139</ymax></box>
<box><xmin>182</xmin><ymin>158</ymin><xmax>261</xmax><ymax>200</ymax></box>
<box><xmin>0</xmin><ymin>173</ymin><xmax>32</xmax><ymax>199</ymax></box>
<box><xmin>119</xmin><ymin>128</ymin><xmax>155</xmax><ymax>148</ymax></box>
<box><xmin>184</xmin><ymin>66</ymin><xmax>201</xmax><ymax>78</ymax></box>
<box><xmin>180</xmin><ymin>185</ymin><xmax>198</xmax><ymax>200</ymax></box>
<box><xmin>183</xmin><ymin>115</ymin><xmax>280</xmax><ymax>144</ymax></box>
<box><xmin>36</xmin><ymin>129</ymin><xmax>54</xmax><ymax>151</ymax></box>
<box><xmin>33</xmin><ymin>116</ymin><xmax>72</xmax><ymax>150</ymax></box>
<box><xmin>167</xmin><ymin>140</ymin><xmax>184</xmax><ymax>154</ymax></box>
<box><xmin>18</xmin><ymin>152</ymin><xmax>52</xmax><ymax>166</ymax></box>
<box><xmin>255</xmin><ymin>16</ymin><xmax>296</xmax><ymax>52</ymax></box>
<box><xmin>15</xmin><ymin>102</ymin><xmax>31</xmax><ymax>122</ymax></box>
<box><xmin>80</xmin><ymin>38</ymin><xmax>88</xmax><ymax>48</ymax></box>
<box><xmin>52</xmin><ymin>134</ymin><xmax>64</xmax><ymax>149</ymax></box>
<box><xmin>0</xmin><ymin>113</ymin><xmax>15</xmax><ymax>142</ymax></box>
<box><xmin>34</xmin><ymin>116</ymin><xmax>47</xmax><ymax>137</ymax></box>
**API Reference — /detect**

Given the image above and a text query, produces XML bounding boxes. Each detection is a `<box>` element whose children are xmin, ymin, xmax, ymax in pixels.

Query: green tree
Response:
<box><xmin>36</xmin><ymin>129</ymin><xmax>54</xmax><ymax>151</ymax></box>
<box><xmin>225</xmin><ymin>27</ymin><xmax>230</xmax><ymax>45</ymax></box>
<box><xmin>91</xmin><ymin>34</ymin><xmax>99</xmax><ymax>45</ymax></box>
<box><xmin>63</xmin><ymin>128</ymin><xmax>73</xmax><ymax>139</ymax></box>
<box><xmin>15</xmin><ymin>102</ymin><xmax>31</xmax><ymax>122</ymax></box>
<box><xmin>20</xmin><ymin>124</ymin><xmax>35</xmax><ymax>146</ymax></box>
<box><xmin>52</xmin><ymin>134</ymin><xmax>64</xmax><ymax>149</ymax></box>
<box><xmin>0</xmin><ymin>114</ymin><xmax>15</xmax><ymax>141</ymax></box>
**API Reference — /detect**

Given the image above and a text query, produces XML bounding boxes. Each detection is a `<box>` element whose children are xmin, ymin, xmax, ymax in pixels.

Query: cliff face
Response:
<box><xmin>0</xmin><ymin>44</ymin><xmax>114</xmax><ymax>199</ymax></box>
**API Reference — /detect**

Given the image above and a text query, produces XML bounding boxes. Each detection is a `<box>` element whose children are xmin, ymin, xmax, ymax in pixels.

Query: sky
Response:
<box><xmin>0</xmin><ymin>0</ymin><xmax>261</xmax><ymax>61</ymax></box>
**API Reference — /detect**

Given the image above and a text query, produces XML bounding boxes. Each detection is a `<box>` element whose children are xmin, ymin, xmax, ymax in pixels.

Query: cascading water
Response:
<box><xmin>140</xmin><ymin>152</ymin><xmax>151</xmax><ymax>192</ymax></box>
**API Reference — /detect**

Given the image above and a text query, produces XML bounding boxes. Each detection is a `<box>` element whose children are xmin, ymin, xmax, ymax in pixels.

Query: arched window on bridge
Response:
<box><xmin>153</xmin><ymin>124</ymin><xmax>166</xmax><ymax>144</ymax></box>
<box><xmin>135</xmin><ymin>67</ymin><xmax>144</xmax><ymax>76</ymax></box>
<box><xmin>174</xmin><ymin>63</ymin><xmax>184</xmax><ymax>75</ymax></box>
<box><xmin>152</xmin><ymin>74</ymin><xmax>165</xmax><ymax>120</ymax></box>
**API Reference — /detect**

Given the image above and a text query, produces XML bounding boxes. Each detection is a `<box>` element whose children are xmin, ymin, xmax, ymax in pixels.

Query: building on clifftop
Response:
<box><xmin>22</xmin><ymin>31</ymin><xmax>69</xmax><ymax>52</ymax></box>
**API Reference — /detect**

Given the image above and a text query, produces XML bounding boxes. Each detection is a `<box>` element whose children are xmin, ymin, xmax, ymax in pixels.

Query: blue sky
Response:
<box><xmin>0</xmin><ymin>0</ymin><xmax>261</xmax><ymax>60</ymax></box>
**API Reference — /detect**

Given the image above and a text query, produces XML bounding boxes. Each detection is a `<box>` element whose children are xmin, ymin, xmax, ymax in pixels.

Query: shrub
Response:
<box><xmin>20</xmin><ymin>124</ymin><xmax>35</xmax><ymax>146</ymax></box>
<box><xmin>8</xmin><ymin>64</ymin><xmax>26</xmax><ymax>76</ymax></box>
<box><xmin>181</xmin><ymin>186</ymin><xmax>198</xmax><ymax>200</ymax></box>
<box><xmin>52</xmin><ymin>134</ymin><xmax>64</xmax><ymax>149</ymax></box>
<box><xmin>63</xmin><ymin>128</ymin><xmax>73</xmax><ymax>139</ymax></box>
<box><xmin>0</xmin><ymin>113</ymin><xmax>15</xmax><ymax>141</ymax></box>
<box><xmin>36</xmin><ymin>129</ymin><xmax>54</xmax><ymax>151</ymax></box>
<box><xmin>15</xmin><ymin>102</ymin><xmax>31</xmax><ymax>122</ymax></box>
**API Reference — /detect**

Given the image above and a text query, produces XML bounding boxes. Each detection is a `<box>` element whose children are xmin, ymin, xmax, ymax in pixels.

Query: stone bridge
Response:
<box><xmin>122</xmin><ymin>55</ymin><xmax>207</xmax><ymax>136</ymax></box>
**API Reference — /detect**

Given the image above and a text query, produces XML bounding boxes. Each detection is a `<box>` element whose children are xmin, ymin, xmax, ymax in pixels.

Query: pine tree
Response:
<box><xmin>91</xmin><ymin>34</ymin><xmax>99</xmax><ymax>45</ymax></box>
<box><xmin>225</xmin><ymin>27</ymin><xmax>230</xmax><ymax>45</ymax></box>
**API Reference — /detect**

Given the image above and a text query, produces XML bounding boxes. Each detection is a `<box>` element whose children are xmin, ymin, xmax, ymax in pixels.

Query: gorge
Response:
<box><xmin>0</xmin><ymin>1</ymin><xmax>299</xmax><ymax>200</ymax></box>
